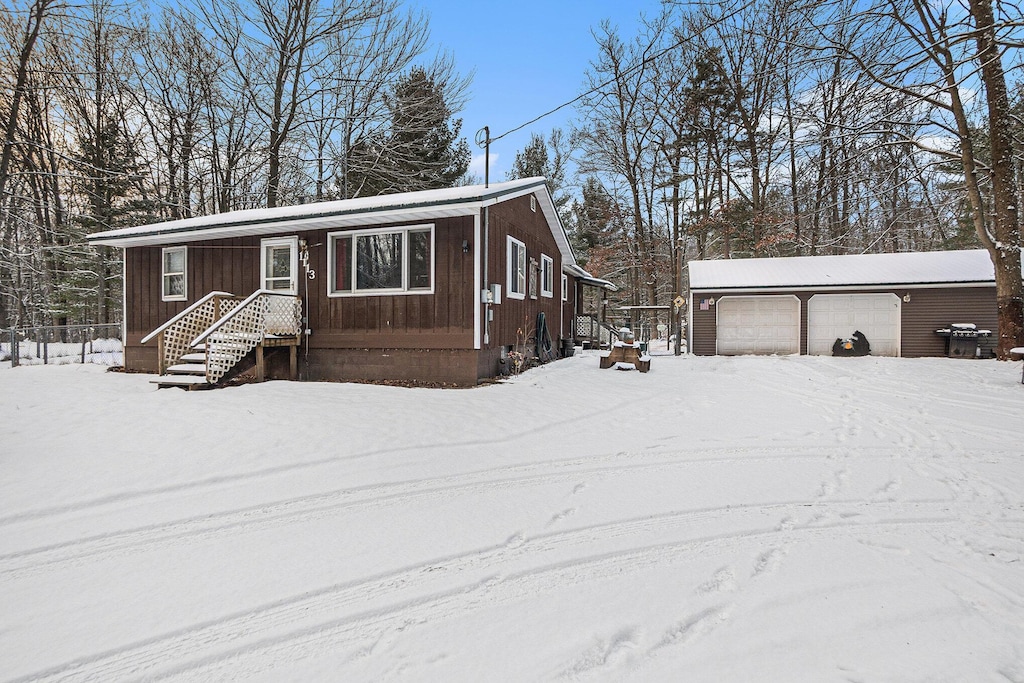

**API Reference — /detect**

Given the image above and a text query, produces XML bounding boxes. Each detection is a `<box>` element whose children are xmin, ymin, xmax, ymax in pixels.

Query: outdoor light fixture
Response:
<box><xmin>903</xmin><ymin>293</ymin><xmax>911</xmax><ymax>303</ymax></box>
<box><xmin>462</xmin><ymin>240</ymin><xmax>470</xmax><ymax>253</ymax></box>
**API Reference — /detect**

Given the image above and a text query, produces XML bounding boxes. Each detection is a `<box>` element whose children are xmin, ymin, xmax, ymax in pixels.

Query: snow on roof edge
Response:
<box><xmin>688</xmin><ymin>250</ymin><xmax>996</xmax><ymax>289</ymax></box>
<box><xmin>87</xmin><ymin>177</ymin><xmax>549</xmax><ymax>243</ymax></box>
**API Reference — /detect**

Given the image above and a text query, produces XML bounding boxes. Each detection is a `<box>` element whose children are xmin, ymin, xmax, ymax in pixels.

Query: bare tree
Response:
<box><xmin>819</xmin><ymin>0</ymin><xmax>1022</xmax><ymax>354</ymax></box>
<box><xmin>199</xmin><ymin>0</ymin><xmax>381</xmax><ymax>207</ymax></box>
<box><xmin>0</xmin><ymin>0</ymin><xmax>57</xmax><ymax>208</ymax></box>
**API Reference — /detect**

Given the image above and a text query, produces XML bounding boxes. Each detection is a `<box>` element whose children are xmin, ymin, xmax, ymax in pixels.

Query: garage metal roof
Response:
<box><xmin>689</xmin><ymin>249</ymin><xmax>995</xmax><ymax>290</ymax></box>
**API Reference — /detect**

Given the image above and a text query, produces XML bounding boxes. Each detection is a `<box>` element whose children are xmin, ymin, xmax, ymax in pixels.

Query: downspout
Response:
<box><xmin>483</xmin><ymin>205</ymin><xmax>490</xmax><ymax>346</ymax></box>
<box><xmin>479</xmin><ymin>125</ymin><xmax>491</xmax><ymax>348</ymax></box>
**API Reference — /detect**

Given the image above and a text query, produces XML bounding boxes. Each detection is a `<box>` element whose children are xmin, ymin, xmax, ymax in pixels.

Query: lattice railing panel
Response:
<box><xmin>265</xmin><ymin>294</ymin><xmax>302</xmax><ymax>336</ymax></box>
<box><xmin>575</xmin><ymin>315</ymin><xmax>596</xmax><ymax>339</ymax></box>
<box><xmin>205</xmin><ymin>297</ymin><xmax>267</xmax><ymax>384</ymax></box>
<box><xmin>160</xmin><ymin>295</ymin><xmax>241</xmax><ymax>372</ymax></box>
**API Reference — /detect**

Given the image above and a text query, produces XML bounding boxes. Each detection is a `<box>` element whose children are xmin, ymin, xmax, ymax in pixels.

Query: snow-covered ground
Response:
<box><xmin>1</xmin><ymin>352</ymin><xmax>1023</xmax><ymax>681</ymax></box>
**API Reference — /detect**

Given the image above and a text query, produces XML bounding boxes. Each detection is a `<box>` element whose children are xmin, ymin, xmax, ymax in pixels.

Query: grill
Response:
<box><xmin>934</xmin><ymin>323</ymin><xmax>991</xmax><ymax>358</ymax></box>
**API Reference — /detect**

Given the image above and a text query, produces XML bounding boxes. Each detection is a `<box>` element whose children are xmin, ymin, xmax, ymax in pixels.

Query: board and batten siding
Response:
<box><xmin>305</xmin><ymin>216</ymin><xmax>475</xmax><ymax>350</ymax></box>
<box><xmin>124</xmin><ymin>217</ymin><xmax>478</xmax><ymax>373</ymax></box>
<box><xmin>690</xmin><ymin>285</ymin><xmax>997</xmax><ymax>357</ymax></box>
<box><xmin>485</xmin><ymin>194</ymin><xmax>565</xmax><ymax>351</ymax></box>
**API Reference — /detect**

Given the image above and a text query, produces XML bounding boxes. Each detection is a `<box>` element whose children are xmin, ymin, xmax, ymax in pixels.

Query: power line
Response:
<box><xmin>486</xmin><ymin>0</ymin><xmax>755</xmax><ymax>145</ymax></box>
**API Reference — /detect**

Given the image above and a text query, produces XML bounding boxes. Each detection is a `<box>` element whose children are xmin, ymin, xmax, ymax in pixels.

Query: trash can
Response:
<box><xmin>560</xmin><ymin>338</ymin><xmax>575</xmax><ymax>357</ymax></box>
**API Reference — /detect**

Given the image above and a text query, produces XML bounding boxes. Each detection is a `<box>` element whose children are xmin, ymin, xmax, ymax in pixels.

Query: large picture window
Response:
<box><xmin>507</xmin><ymin>236</ymin><xmax>526</xmax><ymax>300</ymax></box>
<box><xmin>329</xmin><ymin>225</ymin><xmax>433</xmax><ymax>296</ymax></box>
<box><xmin>161</xmin><ymin>246</ymin><xmax>187</xmax><ymax>301</ymax></box>
<box><xmin>541</xmin><ymin>254</ymin><xmax>554</xmax><ymax>298</ymax></box>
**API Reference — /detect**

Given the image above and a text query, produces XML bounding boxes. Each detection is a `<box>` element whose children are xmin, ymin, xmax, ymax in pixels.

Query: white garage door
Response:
<box><xmin>807</xmin><ymin>293</ymin><xmax>901</xmax><ymax>356</ymax></box>
<box><xmin>717</xmin><ymin>295</ymin><xmax>800</xmax><ymax>355</ymax></box>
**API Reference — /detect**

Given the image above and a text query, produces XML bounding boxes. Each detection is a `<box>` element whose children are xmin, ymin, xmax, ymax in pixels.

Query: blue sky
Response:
<box><xmin>419</xmin><ymin>0</ymin><xmax>666</xmax><ymax>184</ymax></box>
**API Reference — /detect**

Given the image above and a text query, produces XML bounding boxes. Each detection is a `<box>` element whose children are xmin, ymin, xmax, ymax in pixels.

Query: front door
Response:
<box><xmin>261</xmin><ymin>236</ymin><xmax>298</xmax><ymax>294</ymax></box>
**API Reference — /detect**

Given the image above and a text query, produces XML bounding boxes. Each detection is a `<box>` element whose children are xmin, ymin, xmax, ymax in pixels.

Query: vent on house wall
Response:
<box><xmin>530</xmin><ymin>195</ymin><xmax>536</xmax><ymax>212</ymax></box>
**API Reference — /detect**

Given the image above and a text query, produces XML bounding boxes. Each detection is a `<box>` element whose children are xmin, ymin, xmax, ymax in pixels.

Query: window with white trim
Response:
<box><xmin>507</xmin><ymin>236</ymin><xmax>526</xmax><ymax>300</ymax></box>
<box><xmin>561</xmin><ymin>274</ymin><xmax>568</xmax><ymax>302</ymax></box>
<box><xmin>161</xmin><ymin>246</ymin><xmax>187</xmax><ymax>301</ymax></box>
<box><xmin>328</xmin><ymin>225</ymin><xmax>433</xmax><ymax>295</ymax></box>
<box><xmin>261</xmin><ymin>236</ymin><xmax>298</xmax><ymax>294</ymax></box>
<box><xmin>540</xmin><ymin>254</ymin><xmax>554</xmax><ymax>298</ymax></box>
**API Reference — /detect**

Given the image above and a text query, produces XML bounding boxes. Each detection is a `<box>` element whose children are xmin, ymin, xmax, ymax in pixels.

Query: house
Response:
<box><xmin>88</xmin><ymin>177</ymin><xmax>609</xmax><ymax>386</ymax></box>
<box><xmin>687</xmin><ymin>249</ymin><xmax>999</xmax><ymax>357</ymax></box>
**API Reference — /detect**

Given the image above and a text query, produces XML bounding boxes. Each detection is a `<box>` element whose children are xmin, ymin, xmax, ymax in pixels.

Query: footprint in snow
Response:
<box><xmin>655</xmin><ymin>605</ymin><xmax>730</xmax><ymax>650</ymax></box>
<box><xmin>560</xmin><ymin>627</ymin><xmax>641</xmax><ymax>678</ymax></box>
<box><xmin>546</xmin><ymin>508</ymin><xmax>576</xmax><ymax>528</ymax></box>
<box><xmin>753</xmin><ymin>546</ymin><xmax>786</xmax><ymax>577</ymax></box>
<box><xmin>505</xmin><ymin>532</ymin><xmax>525</xmax><ymax>549</ymax></box>
<box><xmin>696</xmin><ymin>567</ymin><xmax>737</xmax><ymax>594</ymax></box>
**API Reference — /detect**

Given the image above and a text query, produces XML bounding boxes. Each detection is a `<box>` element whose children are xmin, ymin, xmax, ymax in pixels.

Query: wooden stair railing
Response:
<box><xmin>144</xmin><ymin>290</ymin><xmax>302</xmax><ymax>388</ymax></box>
<box><xmin>189</xmin><ymin>290</ymin><xmax>303</xmax><ymax>385</ymax></box>
<box><xmin>140</xmin><ymin>291</ymin><xmax>241</xmax><ymax>374</ymax></box>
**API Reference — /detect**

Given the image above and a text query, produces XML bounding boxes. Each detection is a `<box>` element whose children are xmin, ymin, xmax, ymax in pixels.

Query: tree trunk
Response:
<box><xmin>968</xmin><ymin>0</ymin><xmax>1023</xmax><ymax>357</ymax></box>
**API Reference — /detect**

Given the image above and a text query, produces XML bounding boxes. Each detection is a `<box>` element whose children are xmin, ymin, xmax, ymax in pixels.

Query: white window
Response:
<box><xmin>507</xmin><ymin>236</ymin><xmax>527</xmax><ymax>300</ymax></box>
<box><xmin>261</xmin><ymin>236</ymin><xmax>298</xmax><ymax>294</ymax></box>
<box><xmin>540</xmin><ymin>254</ymin><xmax>554</xmax><ymax>298</ymax></box>
<box><xmin>561</xmin><ymin>273</ymin><xmax>568</xmax><ymax>302</ymax></box>
<box><xmin>328</xmin><ymin>225</ymin><xmax>433</xmax><ymax>296</ymax></box>
<box><xmin>161</xmin><ymin>246</ymin><xmax>187</xmax><ymax>301</ymax></box>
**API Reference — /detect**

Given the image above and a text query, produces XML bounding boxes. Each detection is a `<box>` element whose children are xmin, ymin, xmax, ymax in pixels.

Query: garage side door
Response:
<box><xmin>717</xmin><ymin>295</ymin><xmax>800</xmax><ymax>355</ymax></box>
<box><xmin>807</xmin><ymin>293</ymin><xmax>901</xmax><ymax>356</ymax></box>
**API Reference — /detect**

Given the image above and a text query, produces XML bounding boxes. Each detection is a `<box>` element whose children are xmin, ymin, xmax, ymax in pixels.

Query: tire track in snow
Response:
<box><xmin>0</xmin><ymin>395</ymin><xmax>642</xmax><ymax>528</ymax></box>
<box><xmin>0</xmin><ymin>448</ymin><xmax>906</xmax><ymax>577</ymax></box>
<box><xmin>8</xmin><ymin>512</ymin><xmax>977</xmax><ymax>683</ymax></box>
<box><xmin>0</xmin><ymin>442</ymin><xmax>935</xmax><ymax>529</ymax></box>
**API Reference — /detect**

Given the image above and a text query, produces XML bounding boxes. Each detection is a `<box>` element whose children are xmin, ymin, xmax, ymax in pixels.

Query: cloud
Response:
<box><xmin>469</xmin><ymin>152</ymin><xmax>499</xmax><ymax>178</ymax></box>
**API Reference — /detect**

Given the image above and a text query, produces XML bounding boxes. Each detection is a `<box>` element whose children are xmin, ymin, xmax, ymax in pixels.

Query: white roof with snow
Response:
<box><xmin>87</xmin><ymin>177</ymin><xmax>577</xmax><ymax>266</ymax></box>
<box><xmin>689</xmin><ymin>250</ymin><xmax>995</xmax><ymax>291</ymax></box>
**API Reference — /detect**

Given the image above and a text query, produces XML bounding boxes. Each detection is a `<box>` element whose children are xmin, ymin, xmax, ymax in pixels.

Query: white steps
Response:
<box><xmin>165</xmin><ymin>363</ymin><xmax>207</xmax><ymax>375</ymax></box>
<box><xmin>150</xmin><ymin>375</ymin><xmax>210</xmax><ymax>389</ymax></box>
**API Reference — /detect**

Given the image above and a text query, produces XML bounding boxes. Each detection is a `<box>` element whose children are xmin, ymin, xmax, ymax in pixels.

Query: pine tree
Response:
<box><xmin>351</xmin><ymin>66</ymin><xmax>469</xmax><ymax>195</ymax></box>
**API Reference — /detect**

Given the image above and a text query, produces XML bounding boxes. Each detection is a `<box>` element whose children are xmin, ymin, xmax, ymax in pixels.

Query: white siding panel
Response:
<box><xmin>717</xmin><ymin>295</ymin><xmax>800</xmax><ymax>355</ymax></box>
<box><xmin>807</xmin><ymin>293</ymin><xmax>901</xmax><ymax>356</ymax></box>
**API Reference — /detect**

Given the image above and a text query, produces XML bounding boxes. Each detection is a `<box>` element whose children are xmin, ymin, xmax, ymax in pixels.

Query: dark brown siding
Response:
<box><xmin>123</xmin><ymin>197</ymin><xmax>571</xmax><ymax>382</ymax></box>
<box><xmin>690</xmin><ymin>293</ymin><xmax>717</xmax><ymax>355</ymax></box>
<box><xmin>900</xmin><ymin>286</ymin><xmax>997</xmax><ymax>356</ymax></box>
<box><xmin>690</xmin><ymin>285</ymin><xmax>998</xmax><ymax>357</ymax></box>
<box><xmin>306</xmin><ymin>216</ymin><xmax>475</xmax><ymax>349</ymax></box>
<box><xmin>306</xmin><ymin>348</ymin><xmax>479</xmax><ymax>386</ymax></box>
<box><xmin>485</xmin><ymin>194</ymin><xmax>565</xmax><ymax>353</ymax></box>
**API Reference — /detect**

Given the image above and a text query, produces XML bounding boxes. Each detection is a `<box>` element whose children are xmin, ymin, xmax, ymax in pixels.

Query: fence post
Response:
<box><xmin>42</xmin><ymin>328</ymin><xmax>48</xmax><ymax>365</ymax></box>
<box><xmin>81</xmin><ymin>332</ymin><xmax>87</xmax><ymax>364</ymax></box>
<box><xmin>8</xmin><ymin>328</ymin><xmax>16</xmax><ymax>368</ymax></box>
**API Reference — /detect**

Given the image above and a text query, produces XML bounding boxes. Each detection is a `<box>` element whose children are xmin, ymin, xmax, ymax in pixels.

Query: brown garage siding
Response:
<box><xmin>691</xmin><ymin>285</ymin><xmax>997</xmax><ymax>358</ymax></box>
<box><xmin>689</xmin><ymin>293</ymin><xmax>718</xmax><ymax>355</ymax></box>
<box><xmin>900</xmin><ymin>286</ymin><xmax>997</xmax><ymax>357</ymax></box>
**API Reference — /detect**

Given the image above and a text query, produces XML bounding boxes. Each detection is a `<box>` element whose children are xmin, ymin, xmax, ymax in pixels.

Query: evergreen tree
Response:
<box><xmin>507</xmin><ymin>128</ymin><xmax>571</xmax><ymax>225</ymax></box>
<box><xmin>69</xmin><ymin>117</ymin><xmax>157</xmax><ymax>323</ymax></box>
<box><xmin>353</xmin><ymin>66</ymin><xmax>469</xmax><ymax>195</ymax></box>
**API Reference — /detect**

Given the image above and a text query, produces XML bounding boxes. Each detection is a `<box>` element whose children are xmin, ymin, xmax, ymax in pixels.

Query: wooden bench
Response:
<box><xmin>599</xmin><ymin>342</ymin><xmax>651</xmax><ymax>373</ymax></box>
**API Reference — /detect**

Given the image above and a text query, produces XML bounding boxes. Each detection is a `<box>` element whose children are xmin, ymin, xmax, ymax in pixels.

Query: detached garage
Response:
<box><xmin>688</xmin><ymin>250</ymin><xmax>998</xmax><ymax>357</ymax></box>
